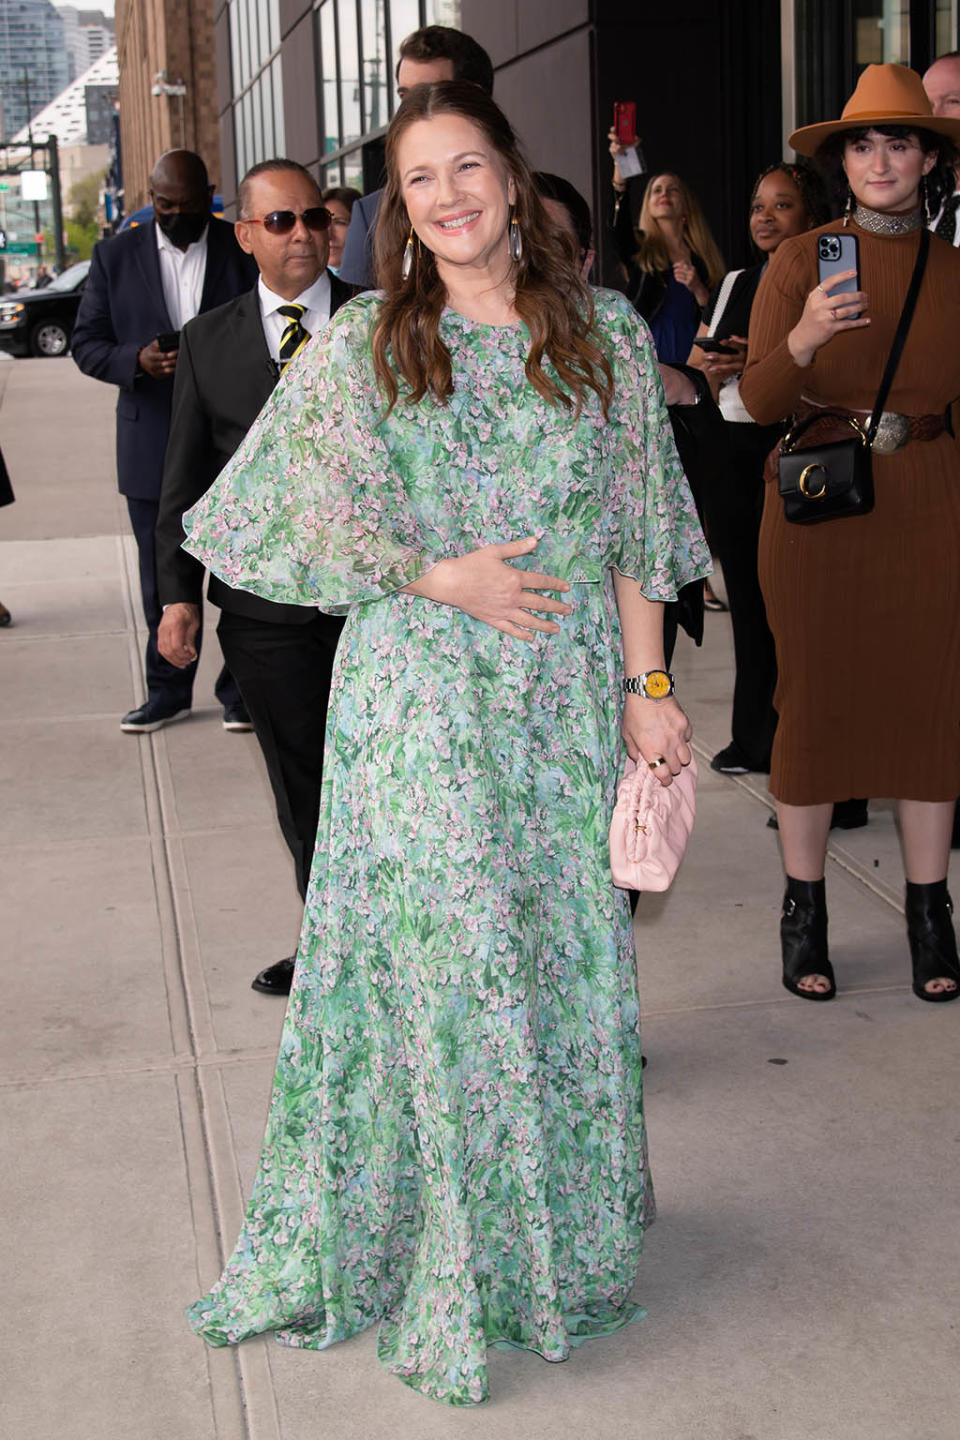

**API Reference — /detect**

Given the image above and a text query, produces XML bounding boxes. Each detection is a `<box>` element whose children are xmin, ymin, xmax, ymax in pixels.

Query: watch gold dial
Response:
<box><xmin>643</xmin><ymin>670</ymin><xmax>672</xmax><ymax>699</ymax></box>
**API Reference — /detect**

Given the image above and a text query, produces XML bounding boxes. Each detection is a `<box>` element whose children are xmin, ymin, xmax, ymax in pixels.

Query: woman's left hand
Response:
<box><xmin>673</xmin><ymin>259</ymin><xmax>708</xmax><ymax>308</ymax></box>
<box><xmin>673</xmin><ymin>259</ymin><xmax>697</xmax><ymax>291</ymax></box>
<box><xmin>622</xmin><ymin>695</ymin><xmax>693</xmax><ymax>787</ymax></box>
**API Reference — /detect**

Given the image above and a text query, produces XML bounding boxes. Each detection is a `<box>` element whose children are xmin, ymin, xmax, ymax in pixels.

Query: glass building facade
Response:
<box><xmin>0</xmin><ymin>0</ymin><xmax>70</xmax><ymax>142</ymax></box>
<box><xmin>228</xmin><ymin>0</ymin><xmax>286</xmax><ymax>181</ymax></box>
<box><xmin>224</xmin><ymin>0</ymin><xmax>459</xmax><ymax>194</ymax></box>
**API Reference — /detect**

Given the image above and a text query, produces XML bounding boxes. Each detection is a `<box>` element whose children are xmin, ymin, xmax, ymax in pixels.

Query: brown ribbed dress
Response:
<box><xmin>740</xmin><ymin>220</ymin><xmax>960</xmax><ymax>805</ymax></box>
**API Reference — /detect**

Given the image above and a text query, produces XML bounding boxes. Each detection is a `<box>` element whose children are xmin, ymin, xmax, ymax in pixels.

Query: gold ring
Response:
<box><xmin>648</xmin><ymin>756</ymin><xmax>667</xmax><ymax>770</ymax></box>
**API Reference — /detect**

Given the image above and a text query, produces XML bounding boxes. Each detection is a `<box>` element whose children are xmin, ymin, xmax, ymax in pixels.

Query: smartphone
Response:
<box><xmin>817</xmin><ymin>233</ymin><xmax>860</xmax><ymax>315</ymax></box>
<box><xmin>613</xmin><ymin>101</ymin><xmax>637</xmax><ymax>146</ymax></box>
<box><xmin>156</xmin><ymin>330</ymin><xmax>180</xmax><ymax>352</ymax></box>
<box><xmin>692</xmin><ymin>337</ymin><xmax>739</xmax><ymax>355</ymax></box>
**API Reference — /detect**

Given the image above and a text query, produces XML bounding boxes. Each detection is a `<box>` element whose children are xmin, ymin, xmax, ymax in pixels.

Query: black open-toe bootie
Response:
<box><xmin>905</xmin><ymin>880</ymin><xmax>960</xmax><ymax>1004</ymax></box>
<box><xmin>781</xmin><ymin>876</ymin><xmax>835</xmax><ymax>1001</ymax></box>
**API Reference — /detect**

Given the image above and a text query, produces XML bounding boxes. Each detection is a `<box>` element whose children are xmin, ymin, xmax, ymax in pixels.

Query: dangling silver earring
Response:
<box><xmin>842</xmin><ymin>187</ymin><xmax>854</xmax><ymax>227</ymax></box>
<box><xmin>401</xmin><ymin>225</ymin><xmax>416</xmax><ymax>281</ymax></box>
<box><xmin>508</xmin><ymin>207</ymin><xmax>523</xmax><ymax>263</ymax></box>
<box><xmin>921</xmin><ymin>175</ymin><xmax>933</xmax><ymax>225</ymax></box>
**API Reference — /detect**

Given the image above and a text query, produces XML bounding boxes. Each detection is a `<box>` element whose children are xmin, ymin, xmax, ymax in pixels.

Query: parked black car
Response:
<box><xmin>0</xmin><ymin>261</ymin><xmax>91</xmax><ymax>358</ymax></box>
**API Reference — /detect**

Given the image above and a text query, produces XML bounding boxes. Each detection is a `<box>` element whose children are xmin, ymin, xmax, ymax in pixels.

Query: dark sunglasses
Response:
<box><xmin>246</xmin><ymin>207</ymin><xmax>332</xmax><ymax>235</ymax></box>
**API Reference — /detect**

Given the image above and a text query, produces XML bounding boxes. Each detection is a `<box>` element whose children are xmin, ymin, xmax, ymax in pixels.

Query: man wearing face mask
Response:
<box><xmin>72</xmin><ymin>149</ymin><xmax>258</xmax><ymax>733</ymax></box>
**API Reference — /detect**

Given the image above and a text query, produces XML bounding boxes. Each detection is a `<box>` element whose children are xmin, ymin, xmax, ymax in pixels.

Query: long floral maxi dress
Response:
<box><xmin>183</xmin><ymin>289</ymin><xmax>710</xmax><ymax>1405</ymax></box>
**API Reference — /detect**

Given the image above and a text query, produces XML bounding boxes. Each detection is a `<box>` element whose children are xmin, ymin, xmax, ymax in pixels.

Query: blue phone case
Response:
<box><xmin>817</xmin><ymin>233</ymin><xmax>860</xmax><ymax>312</ymax></box>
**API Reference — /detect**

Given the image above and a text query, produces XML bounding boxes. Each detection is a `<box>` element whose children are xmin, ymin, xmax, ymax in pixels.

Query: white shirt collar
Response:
<box><xmin>258</xmin><ymin>270</ymin><xmax>331</xmax><ymax>318</ymax></box>
<box><xmin>154</xmin><ymin>220</ymin><xmax>209</xmax><ymax>260</ymax></box>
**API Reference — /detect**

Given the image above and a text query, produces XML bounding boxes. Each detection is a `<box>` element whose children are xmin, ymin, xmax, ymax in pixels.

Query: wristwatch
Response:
<box><xmin>623</xmin><ymin>669</ymin><xmax>675</xmax><ymax>701</ymax></box>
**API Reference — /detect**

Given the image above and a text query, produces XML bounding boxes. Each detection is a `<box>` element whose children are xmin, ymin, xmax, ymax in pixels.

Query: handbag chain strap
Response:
<box><xmin>864</xmin><ymin>226</ymin><xmax>930</xmax><ymax>443</ymax></box>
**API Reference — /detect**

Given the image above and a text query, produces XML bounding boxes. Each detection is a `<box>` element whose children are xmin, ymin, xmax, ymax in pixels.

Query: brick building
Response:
<box><xmin>114</xmin><ymin>0</ymin><xmax>222</xmax><ymax>213</ymax></box>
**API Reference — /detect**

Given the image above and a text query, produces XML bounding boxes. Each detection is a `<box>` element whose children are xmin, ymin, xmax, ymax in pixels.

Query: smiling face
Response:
<box><xmin>397</xmin><ymin>112</ymin><xmax>516</xmax><ymax>277</ymax></box>
<box><xmin>749</xmin><ymin>170</ymin><xmax>810</xmax><ymax>252</ymax></box>
<box><xmin>646</xmin><ymin>174</ymin><xmax>684</xmax><ymax>223</ymax></box>
<box><xmin>843</xmin><ymin>128</ymin><xmax>936</xmax><ymax>213</ymax></box>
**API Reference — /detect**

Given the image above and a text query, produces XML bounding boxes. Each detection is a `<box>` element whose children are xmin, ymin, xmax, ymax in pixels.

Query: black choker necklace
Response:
<box><xmin>852</xmin><ymin>204</ymin><xmax>923</xmax><ymax>235</ymax></box>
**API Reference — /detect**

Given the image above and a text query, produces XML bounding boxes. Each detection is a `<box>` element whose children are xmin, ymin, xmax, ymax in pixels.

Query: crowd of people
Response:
<box><xmin>51</xmin><ymin>19</ymin><xmax>960</xmax><ymax>1407</ymax></box>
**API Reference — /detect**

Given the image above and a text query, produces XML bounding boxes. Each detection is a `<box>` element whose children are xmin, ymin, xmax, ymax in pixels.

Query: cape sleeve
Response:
<box><xmin>181</xmin><ymin>294</ymin><xmax>441</xmax><ymax>614</ymax></box>
<box><xmin>596</xmin><ymin>289</ymin><xmax>712</xmax><ymax>599</ymax></box>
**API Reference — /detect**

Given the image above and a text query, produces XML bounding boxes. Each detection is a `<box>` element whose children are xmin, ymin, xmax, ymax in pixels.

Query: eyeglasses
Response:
<box><xmin>246</xmin><ymin>207</ymin><xmax>332</xmax><ymax>234</ymax></box>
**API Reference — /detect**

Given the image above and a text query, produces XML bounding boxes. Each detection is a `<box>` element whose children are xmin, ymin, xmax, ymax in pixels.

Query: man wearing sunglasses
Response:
<box><xmin>72</xmin><ymin>149</ymin><xmax>259</xmax><ymax>735</ymax></box>
<box><xmin>155</xmin><ymin>159</ymin><xmax>353</xmax><ymax>997</ymax></box>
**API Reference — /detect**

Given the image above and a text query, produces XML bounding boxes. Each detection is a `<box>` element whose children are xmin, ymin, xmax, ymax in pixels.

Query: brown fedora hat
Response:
<box><xmin>788</xmin><ymin>62</ymin><xmax>960</xmax><ymax>155</ymax></box>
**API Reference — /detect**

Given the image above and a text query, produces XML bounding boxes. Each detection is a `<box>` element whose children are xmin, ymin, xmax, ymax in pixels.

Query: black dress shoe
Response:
<box><xmin>0</xmin><ymin>601</ymin><xmax>11</xmax><ymax>627</ymax></box>
<box><xmin>121</xmin><ymin>698</ymin><xmax>191</xmax><ymax>733</ymax></box>
<box><xmin>711</xmin><ymin>742</ymin><xmax>769</xmax><ymax>776</ymax></box>
<box><xmin>222</xmin><ymin>703</ymin><xmax>254</xmax><ymax>733</ymax></box>
<box><xmin>251</xmin><ymin>956</ymin><xmax>296</xmax><ymax>995</ymax></box>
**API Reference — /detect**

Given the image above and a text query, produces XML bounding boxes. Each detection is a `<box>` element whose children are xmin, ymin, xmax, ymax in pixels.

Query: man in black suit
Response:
<box><xmin>338</xmin><ymin>25</ymin><xmax>494</xmax><ymax>287</ymax></box>
<box><xmin>155</xmin><ymin>159</ymin><xmax>353</xmax><ymax>996</ymax></box>
<box><xmin>72</xmin><ymin>149</ymin><xmax>258</xmax><ymax>733</ymax></box>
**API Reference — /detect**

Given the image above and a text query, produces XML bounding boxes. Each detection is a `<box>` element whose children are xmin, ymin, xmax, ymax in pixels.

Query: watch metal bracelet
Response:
<box><xmin>623</xmin><ymin>669</ymin><xmax>675</xmax><ymax>701</ymax></box>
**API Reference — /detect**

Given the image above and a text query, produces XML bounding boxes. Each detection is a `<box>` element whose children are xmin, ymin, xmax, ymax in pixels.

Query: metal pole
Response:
<box><xmin>48</xmin><ymin>135</ymin><xmax>65</xmax><ymax>273</ymax></box>
<box><xmin>22</xmin><ymin>69</ymin><xmax>42</xmax><ymax>261</ymax></box>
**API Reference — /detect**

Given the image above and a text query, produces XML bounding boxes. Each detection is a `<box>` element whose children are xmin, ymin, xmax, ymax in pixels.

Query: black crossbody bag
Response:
<box><xmin>777</xmin><ymin>227</ymin><xmax>929</xmax><ymax>525</ymax></box>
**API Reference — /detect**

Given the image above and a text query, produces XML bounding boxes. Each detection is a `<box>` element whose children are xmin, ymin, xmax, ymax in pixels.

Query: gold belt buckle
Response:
<box><xmin>871</xmin><ymin>411</ymin><xmax>911</xmax><ymax>456</ymax></box>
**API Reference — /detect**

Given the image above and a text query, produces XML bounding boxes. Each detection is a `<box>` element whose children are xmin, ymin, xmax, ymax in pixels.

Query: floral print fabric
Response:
<box><xmin>184</xmin><ymin>289</ymin><xmax>710</xmax><ymax>1405</ymax></box>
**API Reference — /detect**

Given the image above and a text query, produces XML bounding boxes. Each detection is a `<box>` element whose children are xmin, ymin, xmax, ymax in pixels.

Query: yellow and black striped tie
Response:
<box><xmin>277</xmin><ymin>303</ymin><xmax>310</xmax><ymax>368</ymax></box>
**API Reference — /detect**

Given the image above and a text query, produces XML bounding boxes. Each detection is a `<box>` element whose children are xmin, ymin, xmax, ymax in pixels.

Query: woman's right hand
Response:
<box><xmin>787</xmin><ymin>270</ymin><xmax>870</xmax><ymax>367</ymax></box>
<box><xmin>406</xmin><ymin>536</ymin><xmax>573</xmax><ymax>643</ymax></box>
<box><xmin>607</xmin><ymin>126</ymin><xmax>638</xmax><ymax>189</ymax></box>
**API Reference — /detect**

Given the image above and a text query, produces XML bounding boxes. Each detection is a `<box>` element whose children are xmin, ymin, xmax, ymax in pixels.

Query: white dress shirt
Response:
<box><xmin>258</xmin><ymin>271</ymin><xmax>332</xmax><ymax>363</ymax></box>
<box><xmin>929</xmin><ymin>185</ymin><xmax>960</xmax><ymax>247</ymax></box>
<box><xmin>155</xmin><ymin>222</ymin><xmax>209</xmax><ymax>329</ymax></box>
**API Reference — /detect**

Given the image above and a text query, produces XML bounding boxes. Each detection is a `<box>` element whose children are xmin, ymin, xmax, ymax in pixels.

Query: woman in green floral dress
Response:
<box><xmin>184</xmin><ymin>82</ymin><xmax>710</xmax><ymax>1405</ymax></box>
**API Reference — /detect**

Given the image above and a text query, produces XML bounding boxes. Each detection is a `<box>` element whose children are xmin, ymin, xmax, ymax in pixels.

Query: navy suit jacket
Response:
<box><xmin>71</xmin><ymin>219</ymin><xmax>258</xmax><ymax>501</ymax></box>
<box><xmin>336</xmin><ymin>189</ymin><xmax>381</xmax><ymax>290</ymax></box>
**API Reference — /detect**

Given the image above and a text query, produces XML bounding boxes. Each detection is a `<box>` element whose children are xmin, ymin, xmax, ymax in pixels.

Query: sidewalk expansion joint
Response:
<box><xmin>117</xmin><ymin>531</ymin><xmax>282</xmax><ymax>1439</ymax></box>
<box><xmin>690</xmin><ymin>739</ymin><xmax>908</xmax><ymax>916</ymax></box>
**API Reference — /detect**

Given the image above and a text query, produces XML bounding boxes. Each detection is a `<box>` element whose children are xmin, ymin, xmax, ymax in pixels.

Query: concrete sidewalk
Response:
<box><xmin>1</xmin><ymin>354</ymin><xmax>957</xmax><ymax>1440</ymax></box>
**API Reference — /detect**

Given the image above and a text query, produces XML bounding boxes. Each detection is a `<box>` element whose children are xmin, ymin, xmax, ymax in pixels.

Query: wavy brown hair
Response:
<box><xmin>634</xmin><ymin>173</ymin><xmax>726</xmax><ymax>288</ymax></box>
<box><xmin>371</xmin><ymin>81</ymin><xmax>613</xmax><ymax>417</ymax></box>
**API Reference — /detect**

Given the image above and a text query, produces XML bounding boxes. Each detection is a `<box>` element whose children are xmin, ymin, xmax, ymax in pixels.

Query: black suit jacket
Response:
<box><xmin>71</xmin><ymin>219</ymin><xmax>258</xmax><ymax>501</ymax></box>
<box><xmin>155</xmin><ymin>271</ymin><xmax>354</xmax><ymax>624</ymax></box>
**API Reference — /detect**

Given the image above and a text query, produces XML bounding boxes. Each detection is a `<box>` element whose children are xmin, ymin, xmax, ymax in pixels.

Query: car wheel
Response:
<box><xmin>29</xmin><ymin>320</ymin><xmax>70</xmax><ymax>357</ymax></box>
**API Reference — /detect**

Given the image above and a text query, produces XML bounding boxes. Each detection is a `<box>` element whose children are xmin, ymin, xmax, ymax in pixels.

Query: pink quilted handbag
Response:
<box><xmin>609</xmin><ymin>753</ymin><xmax>698</xmax><ymax>891</ymax></box>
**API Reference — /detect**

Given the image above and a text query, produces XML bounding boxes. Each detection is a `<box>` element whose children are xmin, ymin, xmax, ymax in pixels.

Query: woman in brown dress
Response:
<box><xmin>740</xmin><ymin>64</ymin><xmax>960</xmax><ymax>1003</ymax></box>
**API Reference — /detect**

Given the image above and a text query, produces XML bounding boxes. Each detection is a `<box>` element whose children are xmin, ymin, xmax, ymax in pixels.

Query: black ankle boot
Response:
<box><xmin>905</xmin><ymin>881</ymin><xmax>960</xmax><ymax>1003</ymax></box>
<box><xmin>781</xmin><ymin>876</ymin><xmax>835</xmax><ymax>1001</ymax></box>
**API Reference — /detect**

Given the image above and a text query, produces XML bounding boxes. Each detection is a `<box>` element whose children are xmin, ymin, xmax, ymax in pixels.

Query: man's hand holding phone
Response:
<box><xmin>138</xmin><ymin>334</ymin><xmax>179</xmax><ymax>378</ymax></box>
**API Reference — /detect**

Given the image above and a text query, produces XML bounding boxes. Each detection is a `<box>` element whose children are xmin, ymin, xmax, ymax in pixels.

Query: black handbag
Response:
<box><xmin>777</xmin><ymin>227</ymin><xmax>929</xmax><ymax>525</ymax></box>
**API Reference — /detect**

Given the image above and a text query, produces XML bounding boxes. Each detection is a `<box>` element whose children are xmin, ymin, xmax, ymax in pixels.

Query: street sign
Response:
<box><xmin>21</xmin><ymin>170</ymin><xmax>48</xmax><ymax>201</ymax></box>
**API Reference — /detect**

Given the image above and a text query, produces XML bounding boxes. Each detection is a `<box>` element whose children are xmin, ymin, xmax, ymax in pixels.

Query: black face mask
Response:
<box><xmin>155</xmin><ymin>210</ymin><xmax>209</xmax><ymax>247</ymax></box>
